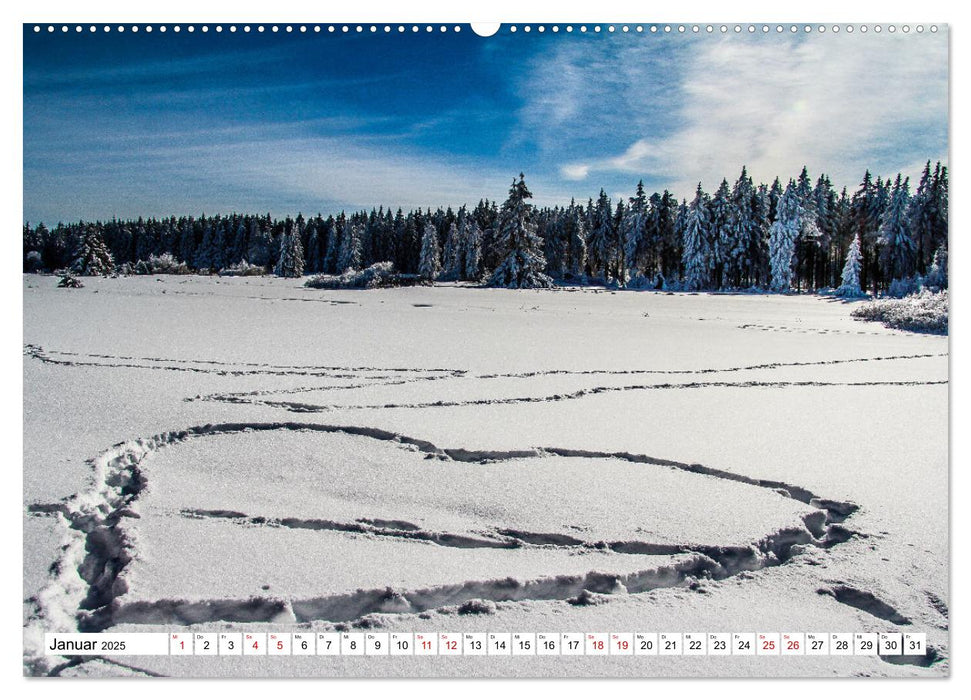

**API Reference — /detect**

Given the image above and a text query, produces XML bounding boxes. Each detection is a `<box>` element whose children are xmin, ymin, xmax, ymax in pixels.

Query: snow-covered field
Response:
<box><xmin>22</xmin><ymin>274</ymin><xmax>948</xmax><ymax>677</ymax></box>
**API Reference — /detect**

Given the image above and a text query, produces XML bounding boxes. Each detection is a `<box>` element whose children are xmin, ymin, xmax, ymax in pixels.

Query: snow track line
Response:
<box><xmin>817</xmin><ymin>584</ymin><xmax>912</xmax><ymax>625</ymax></box>
<box><xmin>238</xmin><ymin>378</ymin><xmax>948</xmax><ymax>414</ymax></box>
<box><xmin>23</xmin><ymin>344</ymin><xmax>466</xmax><ymax>378</ymax></box>
<box><xmin>27</xmin><ymin>421</ymin><xmax>867</xmax><ymax>675</ymax></box>
<box><xmin>738</xmin><ymin>323</ymin><xmax>899</xmax><ymax>337</ymax></box>
<box><xmin>110</xmin><ymin>521</ymin><xmax>853</xmax><ymax>627</ymax></box>
<box><xmin>180</xmin><ymin>508</ymin><xmax>850</xmax><ymax>556</ymax></box>
<box><xmin>25</xmin><ymin>343</ymin><xmax>944</xmax><ymax>380</ymax></box>
<box><xmin>188</xmin><ymin>351</ymin><xmax>948</xmax><ymax>406</ymax></box>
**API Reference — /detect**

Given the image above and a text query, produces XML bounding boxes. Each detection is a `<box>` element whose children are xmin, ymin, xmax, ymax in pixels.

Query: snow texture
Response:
<box><xmin>23</xmin><ymin>274</ymin><xmax>948</xmax><ymax>678</ymax></box>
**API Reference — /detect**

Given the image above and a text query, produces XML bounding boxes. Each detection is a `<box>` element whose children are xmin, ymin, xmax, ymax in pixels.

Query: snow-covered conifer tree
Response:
<box><xmin>565</xmin><ymin>200</ymin><xmax>587</xmax><ymax>280</ymax></box>
<box><xmin>337</xmin><ymin>221</ymin><xmax>362</xmax><ymax>273</ymax></box>
<box><xmin>195</xmin><ymin>219</ymin><xmax>215</xmax><ymax>272</ymax></box>
<box><xmin>925</xmin><ymin>244</ymin><xmax>948</xmax><ymax>290</ymax></box>
<box><xmin>624</xmin><ymin>181</ymin><xmax>649</xmax><ymax>278</ymax></box>
<box><xmin>769</xmin><ymin>183</ymin><xmax>802</xmax><ymax>292</ymax></box>
<box><xmin>441</xmin><ymin>221</ymin><xmax>462</xmax><ymax>280</ymax></box>
<box><xmin>878</xmin><ymin>174</ymin><xmax>916</xmax><ymax>282</ymax></box>
<box><xmin>488</xmin><ymin>174</ymin><xmax>553</xmax><ymax>288</ymax></box>
<box><xmin>323</xmin><ymin>222</ymin><xmax>340</xmax><ymax>273</ymax></box>
<box><xmin>727</xmin><ymin>167</ymin><xmax>756</xmax><ymax>287</ymax></box>
<box><xmin>72</xmin><ymin>226</ymin><xmax>114</xmax><ymax>275</ymax></box>
<box><xmin>246</xmin><ymin>218</ymin><xmax>270</xmax><ymax>268</ymax></box>
<box><xmin>274</xmin><ymin>224</ymin><xmax>305</xmax><ymax>278</ymax></box>
<box><xmin>709</xmin><ymin>178</ymin><xmax>732</xmax><ymax>289</ymax></box>
<box><xmin>682</xmin><ymin>184</ymin><xmax>711</xmax><ymax>291</ymax></box>
<box><xmin>586</xmin><ymin>189</ymin><xmax>614</xmax><ymax>283</ymax></box>
<box><xmin>464</xmin><ymin>220</ymin><xmax>483</xmax><ymax>281</ymax></box>
<box><xmin>836</xmin><ymin>233</ymin><xmax>864</xmax><ymax>297</ymax></box>
<box><xmin>418</xmin><ymin>223</ymin><xmax>442</xmax><ymax>282</ymax></box>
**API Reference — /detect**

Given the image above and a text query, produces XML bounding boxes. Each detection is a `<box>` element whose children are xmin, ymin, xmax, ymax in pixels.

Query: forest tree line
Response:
<box><xmin>23</xmin><ymin>161</ymin><xmax>948</xmax><ymax>294</ymax></box>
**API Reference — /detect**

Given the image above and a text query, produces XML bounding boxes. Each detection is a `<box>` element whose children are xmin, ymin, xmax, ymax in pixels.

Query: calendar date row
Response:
<box><xmin>46</xmin><ymin>632</ymin><xmax>927</xmax><ymax>657</ymax></box>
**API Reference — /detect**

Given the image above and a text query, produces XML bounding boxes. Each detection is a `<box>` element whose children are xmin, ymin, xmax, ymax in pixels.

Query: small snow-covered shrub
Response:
<box><xmin>134</xmin><ymin>253</ymin><xmax>190</xmax><ymax>275</ymax></box>
<box><xmin>219</xmin><ymin>259</ymin><xmax>266</xmax><ymax>277</ymax></box>
<box><xmin>57</xmin><ymin>274</ymin><xmax>83</xmax><ymax>288</ymax></box>
<box><xmin>305</xmin><ymin>262</ymin><xmax>420</xmax><ymax>289</ymax></box>
<box><xmin>852</xmin><ymin>290</ymin><xmax>948</xmax><ymax>334</ymax></box>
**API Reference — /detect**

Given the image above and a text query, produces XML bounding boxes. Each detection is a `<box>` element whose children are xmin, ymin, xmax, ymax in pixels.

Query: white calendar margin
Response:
<box><xmin>8</xmin><ymin>0</ymin><xmax>962</xmax><ymax>698</ymax></box>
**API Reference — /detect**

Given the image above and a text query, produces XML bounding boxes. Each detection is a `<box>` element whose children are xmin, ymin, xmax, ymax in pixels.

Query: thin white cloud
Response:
<box><xmin>551</xmin><ymin>31</ymin><xmax>948</xmax><ymax>192</ymax></box>
<box><xmin>24</xmin><ymin>127</ymin><xmax>569</xmax><ymax>222</ymax></box>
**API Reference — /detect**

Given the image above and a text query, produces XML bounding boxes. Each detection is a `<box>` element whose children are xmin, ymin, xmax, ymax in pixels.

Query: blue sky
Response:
<box><xmin>23</xmin><ymin>25</ymin><xmax>948</xmax><ymax>224</ymax></box>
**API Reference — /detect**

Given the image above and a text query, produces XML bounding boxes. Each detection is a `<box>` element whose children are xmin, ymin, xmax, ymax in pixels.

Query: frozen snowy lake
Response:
<box><xmin>22</xmin><ymin>274</ymin><xmax>948</xmax><ymax>677</ymax></box>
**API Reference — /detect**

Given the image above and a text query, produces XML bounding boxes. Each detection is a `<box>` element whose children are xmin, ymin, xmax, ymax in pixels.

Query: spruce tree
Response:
<box><xmin>323</xmin><ymin>222</ymin><xmax>341</xmax><ymax>273</ymax></box>
<box><xmin>877</xmin><ymin>174</ymin><xmax>915</xmax><ymax>282</ymax></box>
<box><xmin>727</xmin><ymin>167</ymin><xmax>755</xmax><ymax>288</ymax></box>
<box><xmin>769</xmin><ymin>183</ymin><xmax>802</xmax><ymax>292</ymax></box>
<box><xmin>274</xmin><ymin>224</ymin><xmax>305</xmax><ymax>278</ymax></box>
<box><xmin>682</xmin><ymin>184</ymin><xmax>711</xmax><ymax>291</ymax></box>
<box><xmin>586</xmin><ymin>189</ymin><xmax>615</xmax><ymax>283</ymax></box>
<box><xmin>418</xmin><ymin>223</ymin><xmax>442</xmax><ymax>282</ymax></box>
<box><xmin>836</xmin><ymin>233</ymin><xmax>864</xmax><ymax>297</ymax></box>
<box><xmin>925</xmin><ymin>244</ymin><xmax>948</xmax><ymax>290</ymax></box>
<box><xmin>488</xmin><ymin>174</ymin><xmax>552</xmax><ymax>289</ymax></box>
<box><xmin>709</xmin><ymin>178</ymin><xmax>732</xmax><ymax>289</ymax></box>
<box><xmin>72</xmin><ymin>226</ymin><xmax>114</xmax><ymax>275</ymax></box>
<box><xmin>441</xmin><ymin>221</ymin><xmax>462</xmax><ymax>280</ymax></box>
<box><xmin>337</xmin><ymin>221</ymin><xmax>362</xmax><ymax>273</ymax></box>
<box><xmin>464</xmin><ymin>220</ymin><xmax>483</xmax><ymax>281</ymax></box>
<box><xmin>623</xmin><ymin>181</ymin><xmax>649</xmax><ymax>278</ymax></box>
